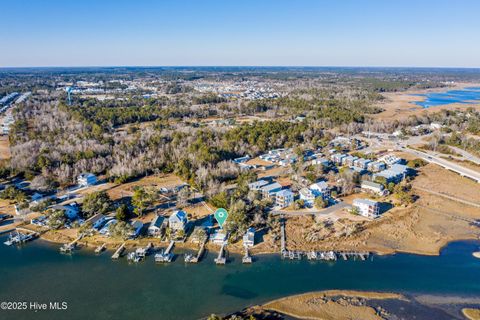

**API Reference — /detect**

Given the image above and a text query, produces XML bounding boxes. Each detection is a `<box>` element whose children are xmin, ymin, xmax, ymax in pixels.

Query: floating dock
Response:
<box><xmin>112</xmin><ymin>242</ymin><xmax>126</xmax><ymax>259</ymax></box>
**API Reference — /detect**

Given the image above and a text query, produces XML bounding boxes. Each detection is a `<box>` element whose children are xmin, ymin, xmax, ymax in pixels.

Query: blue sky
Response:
<box><xmin>1</xmin><ymin>0</ymin><xmax>479</xmax><ymax>67</ymax></box>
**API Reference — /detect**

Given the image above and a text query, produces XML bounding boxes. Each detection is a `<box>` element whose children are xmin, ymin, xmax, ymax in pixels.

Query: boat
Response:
<box><xmin>3</xmin><ymin>231</ymin><xmax>37</xmax><ymax>246</ymax></box>
<box><xmin>154</xmin><ymin>249</ymin><xmax>173</xmax><ymax>263</ymax></box>
<box><xmin>59</xmin><ymin>243</ymin><xmax>75</xmax><ymax>254</ymax></box>
<box><xmin>127</xmin><ymin>252</ymin><xmax>140</xmax><ymax>263</ymax></box>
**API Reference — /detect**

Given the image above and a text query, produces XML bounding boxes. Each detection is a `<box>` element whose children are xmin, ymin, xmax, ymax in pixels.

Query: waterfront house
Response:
<box><xmin>51</xmin><ymin>204</ymin><xmax>79</xmax><ymax>220</ymax></box>
<box><xmin>211</xmin><ymin>230</ymin><xmax>227</xmax><ymax>245</ymax></box>
<box><xmin>99</xmin><ymin>219</ymin><xmax>117</xmax><ymax>236</ymax></box>
<box><xmin>243</xmin><ymin>227</ymin><xmax>255</xmax><ymax>247</ymax></box>
<box><xmin>274</xmin><ymin>189</ymin><xmax>294</xmax><ymax>208</ymax></box>
<box><xmin>130</xmin><ymin>220</ymin><xmax>144</xmax><ymax>238</ymax></box>
<box><xmin>86</xmin><ymin>213</ymin><xmax>107</xmax><ymax>230</ymax></box>
<box><xmin>168</xmin><ymin>210</ymin><xmax>188</xmax><ymax>231</ymax></box>
<box><xmin>77</xmin><ymin>173</ymin><xmax>97</xmax><ymax>187</ymax></box>
<box><xmin>361</xmin><ymin>181</ymin><xmax>386</xmax><ymax>195</ymax></box>
<box><xmin>352</xmin><ymin>199</ymin><xmax>380</xmax><ymax>218</ymax></box>
<box><xmin>148</xmin><ymin>215</ymin><xmax>166</xmax><ymax>237</ymax></box>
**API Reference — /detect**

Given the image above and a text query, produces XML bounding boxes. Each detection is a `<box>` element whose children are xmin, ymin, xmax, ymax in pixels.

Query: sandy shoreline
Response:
<box><xmin>374</xmin><ymin>82</ymin><xmax>480</xmax><ymax>121</ymax></box>
<box><xmin>229</xmin><ymin>289</ymin><xmax>480</xmax><ymax>320</ymax></box>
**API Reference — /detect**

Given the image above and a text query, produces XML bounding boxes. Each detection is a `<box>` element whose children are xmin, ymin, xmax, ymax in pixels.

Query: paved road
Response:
<box><xmin>448</xmin><ymin>146</ymin><xmax>480</xmax><ymax>165</ymax></box>
<box><xmin>272</xmin><ymin>201</ymin><xmax>350</xmax><ymax>216</ymax></box>
<box><xmin>401</xmin><ymin>146</ymin><xmax>480</xmax><ymax>183</ymax></box>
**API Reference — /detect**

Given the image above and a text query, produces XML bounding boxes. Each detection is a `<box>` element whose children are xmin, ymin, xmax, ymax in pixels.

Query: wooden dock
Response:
<box><xmin>280</xmin><ymin>219</ymin><xmax>286</xmax><ymax>254</ymax></box>
<box><xmin>214</xmin><ymin>243</ymin><xmax>227</xmax><ymax>265</ymax></box>
<box><xmin>242</xmin><ymin>247</ymin><xmax>252</xmax><ymax>264</ymax></box>
<box><xmin>95</xmin><ymin>243</ymin><xmax>106</xmax><ymax>254</ymax></box>
<box><xmin>185</xmin><ymin>239</ymin><xmax>207</xmax><ymax>263</ymax></box>
<box><xmin>112</xmin><ymin>242</ymin><xmax>126</xmax><ymax>259</ymax></box>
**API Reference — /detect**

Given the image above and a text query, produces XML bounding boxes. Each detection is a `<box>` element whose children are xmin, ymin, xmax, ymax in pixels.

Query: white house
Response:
<box><xmin>243</xmin><ymin>227</ymin><xmax>255</xmax><ymax>247</ymax></box>
<box><xmin>51</xmin><ymin>204</ymin><xmax>79</xmax><ymax>220</ymax></box>
<box><xmin>299</xmin><ymin>188</ymin><xmax>315</xmax><ymax>207</ymax></box>
<box><xmin>99</xmin><ymin>219</ymin><xmax>117</xmax><ymax>236</ymax></box>
<box><xmin>168</xmin><ymin>210</ymin><xmax>188</xmax><ymax>231</ymax></box>
<box><xmin>352</xmin><ymin>199</ymin><xmax>380</xmax><ymax>218</ymax></box>
<box><xmin>129</xmin><ymin>220</ymin><xmax>144</xmax><ymax>238</ymax></box>
<box><xmin>148</xmin><ymin>215</ymin><xmax>166</xmax><ymax>237</ymax></box>
<box><xmin>211</xmin><ymin>230</ymin><xmax>227</xmax><ymax>245</ymax></box>
<box><xmin>77</xmin><ymin>173</ymin><xmax>97</xmax><ymax>187</ymax></box>
<box><xmin>274</xmin><ymin>189</ymin><xmax>294</xmax><ymax>208</ymax></box>
<box><xmin>248</xmin><ymin>180</ymin><xmax>270</xmax><ymax>191</ymax></box>
<box><xmin>260</xmin><ymin>182</ymin><xmax>282</xmax><ymax>198</ymax></box>
<box><xmin>361</xmin><ymin>181</ymin><xmax>386</xmax><ymax>195</ymax></box>
<box><xmin>86</xmin><ymin>213</ymin><xmax>107</xmax><ymax>230</ymax></box>
<box><xmin>310</xmin><ymin>181</ymin><xmax>330</xmax><ymax>199</ymax></box>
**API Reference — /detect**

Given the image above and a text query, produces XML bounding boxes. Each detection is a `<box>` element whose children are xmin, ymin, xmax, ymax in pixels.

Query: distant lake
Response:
<box><xmin>413</xmin><ymin>86</ymin><xmax>480</xmax><ymax>108</ymax></box>
<box><xmin>1</xmin><ymin>237</ymin><xmax>480</xmax><ymax>320</ymax></box>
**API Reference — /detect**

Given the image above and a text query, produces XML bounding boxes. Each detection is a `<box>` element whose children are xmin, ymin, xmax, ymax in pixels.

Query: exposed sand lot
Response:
<box><xmin>463</xmin><ymin>308</ymin><xmax>480</xmax><ymax>320</ymax></box>
<box><xmin>107</xmin><ymin>174</ymin><xmax>184</xmax><ymax>201</ymax></box>
<box><xmin>262</xmin><ymin>290</ymin><xmax>404</xmax><ymax>320</ymax></box>
<box><xmin>0</xmin><ymin>135</ymin><xmax>11</xmax><ymax>160</ymax></box>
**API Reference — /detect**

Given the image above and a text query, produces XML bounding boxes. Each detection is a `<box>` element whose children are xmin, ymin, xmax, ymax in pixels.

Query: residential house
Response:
<box><xmin>343</xmin><ymin>155</ymin><xmax>358</xmax><ymax>167</ymax></box>
<box><xmin>378</xmin><ymin>154</ymin><xmax>402</xmax><ymax>166</ymax></box>
<box><xmin>148</xmin><ymin>215</ymin><xmax>166</xmax><ymax>237</ymax></box>
<box><xmin>86</xmin><ymin>213</ymin><xmax>107</xmax><ymax>230</ymax></box>
<box><xmin>243</xmin><ymin>227</ymin><xmax>255</xmax><ymax>247</ymax></box>
<box><xmin>77</xmin><ymin>173</ymin><xmax>97</xmax><ymax>187</ymax></box>
<box><xmin>312</xmin><ymin>157</ymin><xmax>331</xmax><ymax>167</ymax></box>
<box><xmin>352</xmin><ymin>199</ymin><xmax>380</xmax><ymax>218</ymax></box>
<box><xmin>260</xmin><ymin>182</ymin><xmax>282</xmax><ymax>198</ymax></box>
<box><xmin>354</xmin><ymin>158</ymin><xmax>372</xmax><ymax>170</ymax></box>
<box><xmin>310</xmin><ymin>181</ymin><xmax>330</xmax><ymax>199</ymax></box>
<box><xmin>51</xmin><ymin>204</ymin><xmax>79</xmax><ymax>220</ymax></box>
<box><xmin>331</xmin><ymin>153</ymin><xmax>347</xmax><ymax>164</ymax></box>
<box><xmin>361</xmin><ymin>181</ymin><xmax>387</xmax><ymax>195</ymax></box>
<box><xmin>99</xmin><ymin>219</ymin><xmax>117</xmax><ymax>236</ymax></box>
<box><xmin>211</xmin><ymin>230</ymin><xmax>227</xmax><ymax>245</ymax></box>
<box><xmin>248</xmin><ymin>180</ymin><xmax>270</xmax><ymax>191</ymax></box>
<box><xmin>274</xmin><ymin>189</ymin><xmax>294</xmax><ymax>208</ymax></box>
<box><xmin>367</xmin><ymin>161</ymin><xmax>386</xmax><ymax>172</ymax></box>
<box><xmin>299</xmin><ymin>188</ymin><xmax>315</xmax><ymax>207</ymax></box>
<box><xmin>168</xmin><ymin>210</ymin><xmax>188</xmax><ymax>231</ymax></box>
<box><xmin>130</xmin><ymin>220</ymin><xmax>144</xmax><ymax>238</ymax></box>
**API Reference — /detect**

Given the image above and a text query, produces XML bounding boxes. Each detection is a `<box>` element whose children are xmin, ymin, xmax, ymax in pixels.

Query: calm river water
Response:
<box><xmin>1</xmin><ymin>237</ymin><xmax>479</xmax><ymax>320</ymax></box>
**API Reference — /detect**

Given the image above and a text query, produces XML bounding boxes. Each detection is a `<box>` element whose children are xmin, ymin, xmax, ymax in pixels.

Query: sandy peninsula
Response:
<box><xmin>374</xmin><ymin>82</ymin><xmax>480</xmax><ymax>121</ymax></box>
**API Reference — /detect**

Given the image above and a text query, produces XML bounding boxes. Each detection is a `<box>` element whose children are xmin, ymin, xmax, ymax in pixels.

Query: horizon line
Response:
<box><xmin>1</xmin><ymin>65</ymin><xmax>480</xmax><ymax>70</ymax></box>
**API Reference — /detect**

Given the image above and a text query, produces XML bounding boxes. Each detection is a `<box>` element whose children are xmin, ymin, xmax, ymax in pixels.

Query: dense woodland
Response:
<box><xmin>3</xmin><ymin>68</ymin><xmax>480</xmax><ymax>230</ymax></box>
